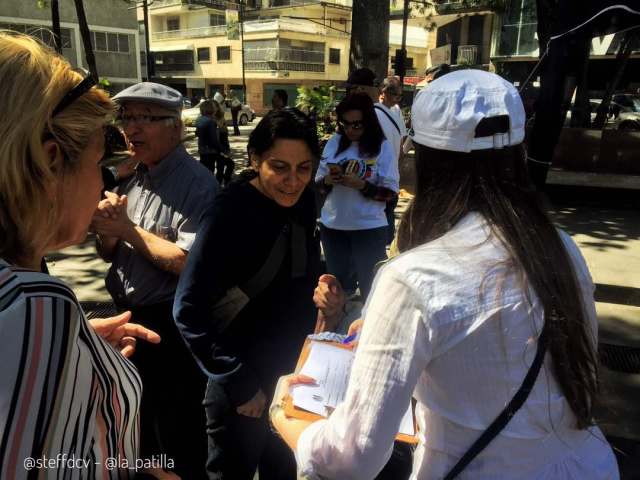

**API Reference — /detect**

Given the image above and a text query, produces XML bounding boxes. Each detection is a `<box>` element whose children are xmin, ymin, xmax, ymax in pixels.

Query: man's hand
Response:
<box><xmin>92</xmin><ymin>195</ymin><xmax>134</xmax><ymax>239</ymax></box>
<box><xmin>89</xmin><ymin>311</ymin><xmax>161</xmax><ymax>358</ymax></box>
<box><xmin>236</xmin><ymin>389</ymin><xmax>267</xmax><ymax>418</ymax></box>
<box><xmin>313</xmin><ymin>274</ymin><xmax>346</xmax><ymax>333</ymax></box>
<box><xmin>96</xmin><ymin>191</ymin><xmax>126</xmax><ymax>220</ymax></box>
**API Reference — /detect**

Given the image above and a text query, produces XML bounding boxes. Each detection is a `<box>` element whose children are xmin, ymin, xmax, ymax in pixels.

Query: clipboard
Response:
<box><xmin>283</xmin><ymin>339</ymin><xmax>418</xmax><ymax>445</ymax></box>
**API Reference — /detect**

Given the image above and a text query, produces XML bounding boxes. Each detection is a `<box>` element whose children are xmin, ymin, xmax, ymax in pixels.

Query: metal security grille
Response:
<box><xmin>599</xmin><ymin>343</ymin><xmax>640</xmax><ymax>374</ymax></box>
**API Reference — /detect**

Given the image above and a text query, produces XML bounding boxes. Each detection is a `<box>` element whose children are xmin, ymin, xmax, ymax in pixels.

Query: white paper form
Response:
<box><xmin>292</xmin><ymin>342</ymin><xmax>354</xmax><ymax>416</ymax></box>
<box><xmin>292</xmin><ymin>342</ymin><xmax>415</xmax><ymax>438</ymax></box>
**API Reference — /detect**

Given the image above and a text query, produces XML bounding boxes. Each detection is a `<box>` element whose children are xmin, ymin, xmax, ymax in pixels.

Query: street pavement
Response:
<box><xmin>47</xmin><ymin>123</ymin><xmax>640</xmax><ymax>476</ymax></box>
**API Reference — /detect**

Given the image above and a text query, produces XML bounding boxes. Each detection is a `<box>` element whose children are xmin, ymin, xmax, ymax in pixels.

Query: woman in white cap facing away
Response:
<box><xmin>269</xmin><ymin>70</ymin><xmax>619</xmax><ymax>479</ymax></box>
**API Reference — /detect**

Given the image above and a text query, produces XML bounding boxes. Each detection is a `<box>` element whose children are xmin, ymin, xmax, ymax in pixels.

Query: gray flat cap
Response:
<box><xmin>113</xmin><ymin>82</ymin><xmax>183</xmax><ymax>109</ymax></box>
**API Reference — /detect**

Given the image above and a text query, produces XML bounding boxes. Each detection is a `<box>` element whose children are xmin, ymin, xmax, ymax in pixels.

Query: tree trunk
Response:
<box><xmin>349</xmin><ymin>0</ymin><xmax>390</xmax><ymax>82</ymax></box>
<box><xmin>73</xmin><ymin>0</ymin><xmax>99</xmax><ymax>82</ymax></box>
<box><xmin>592</xmin><ymin>30</ymin><xmax>638</xmax><ymax>129</ymax></box>
<box><xmin>569</xmin><ymin>32</ymin><xmax>592</xmax><ymax>128</ymax></box>
<box><xmin>51</xmin><ymin>0</ymin><xmax>62</xmax><ymax>54</ymax></box>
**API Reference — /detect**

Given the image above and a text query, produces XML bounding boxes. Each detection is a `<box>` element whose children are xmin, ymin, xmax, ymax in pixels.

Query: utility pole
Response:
<box><xmin>399</xmin><ymin>0</ymin><xmax>410</xmax><ymax>86</ymax></box>
<box><xmin>142</xmin><ymin>0</ymin><xmax>154</xmax><ymax>80</ymax></box>
<box><xmin>239</xmin><ymin>0</ymin><xmax>247</xmax><ymax>103</ymax></box>
<box><xmin>51</xmin><ymin>0</ymin><xmax>62</xmax><ymax>54</ymax></box>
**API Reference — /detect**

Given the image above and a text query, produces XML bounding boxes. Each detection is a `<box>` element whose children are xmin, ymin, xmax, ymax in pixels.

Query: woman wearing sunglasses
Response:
<box><xmin>316</xmin><ymin>92</ymin><xmax>399</xmax><ymax>301</ymax></box>
<box><xmin>0</xmin><ymin>32</ymin><xmax>160</xmax><ymax>479</ymax></box>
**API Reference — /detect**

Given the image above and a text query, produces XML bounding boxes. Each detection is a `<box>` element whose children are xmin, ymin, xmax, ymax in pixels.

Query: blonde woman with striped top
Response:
<box><xmin>0</xmin><ymin>32</ymin><xmax>160</xmax><ymax>479</ymax></box>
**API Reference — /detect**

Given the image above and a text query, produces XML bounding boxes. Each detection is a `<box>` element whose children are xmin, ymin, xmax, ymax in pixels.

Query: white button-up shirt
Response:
<box><xmin>296</xmin><ymin>212</ymin><xmax>618</xmax><ymax>479</ymax></box>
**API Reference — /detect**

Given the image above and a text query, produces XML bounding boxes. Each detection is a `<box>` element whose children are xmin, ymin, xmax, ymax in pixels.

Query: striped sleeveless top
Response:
<box><xmin>0</xmin><ymin>260</ymin><xmax>142</xmax><ymax>479</ymax></box>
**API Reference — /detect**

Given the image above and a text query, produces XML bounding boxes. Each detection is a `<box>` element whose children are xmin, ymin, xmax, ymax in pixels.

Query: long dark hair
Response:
<box><xmin>397</xmin><ymin>143</ymin><xmax>598</xmax><ymax>429</ymax></box>
<box><xmin>240</xmin><ymin>108</ymin><xmax>319</xmax><ymax>181</ymax></box>
<box><xmin>335</xmin><ymin>92</ymin><xmax>385</xmax><ymax>158</ymax></box>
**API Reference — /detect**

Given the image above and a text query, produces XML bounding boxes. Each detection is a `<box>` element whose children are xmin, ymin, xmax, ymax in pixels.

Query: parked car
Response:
<box><xmin>608</xmin><ymin>94</ymin><xmax>640</xmax><ymax>130</ymax></box>
<box><xmin>564</xmin><ymin>95</ymin><xmax>640</xmax><ymax>130</ymax></box>
<box><xmin>181</xmin><ymin>100</ymin><xmax>256</xmax><ymax>127</ymax></box>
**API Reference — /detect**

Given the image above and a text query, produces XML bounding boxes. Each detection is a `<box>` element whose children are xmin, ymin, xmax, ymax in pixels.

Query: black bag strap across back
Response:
<box><xmin>443</xmin><ymin>328</ymin><xmax>549</xmax><ymax>480</ymax></box>
<box><xmin>241</xmin><ymin>223</ymin><xmax>290</xmax><ymax>298</ymax></box>
<box><xmin>374</xmin><ymin>104</ymin><xmax>402</xmax><ymax>135</ymax></box>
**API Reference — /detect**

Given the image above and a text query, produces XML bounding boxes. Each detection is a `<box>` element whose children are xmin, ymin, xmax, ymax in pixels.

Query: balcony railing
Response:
<box><xmin>245</xmin><ymin>47</ymin><xmax>324</xmax><ymax>62</ymax></box>
<box><xmin>152</xmin><ymin>18</ymin><xmax>341</xmax><ymax>42</ymax></box>
<box><xmin>245</xmin><ymin>61</ymin><xmax>325</xmax><ymax>72</ymax></box>
<box><xmin>245</xmin><ymin>47</ymin><xmax>325</xmax><ymax>72</ymax></box>
<box><xmin>154</xmin><ymin>62</ymin><xmax>195</xmax><ymax>72</ymax></box>
<box><xmin>265</xmin><ymin>0</ymin><xmax>352</xmax><ymax>7</ymax></box>
<box><xmin>150</xmin><ymin>0</ymin><xmax>227</xmax><ymax>9</ymax></box>
<box><xmin>457</xmin><ymin>44</ymin><xmax>479</xmax><ymax>65</ymax></box>
<box><xmin>153</xmin><ymin>25</ymin><xmax>226</xmax><ymax>41</ymax></box>
<box><xmin>434</xmin><ymin>0</ymin><xmax>495</xmax><ymax>15</ymax></box>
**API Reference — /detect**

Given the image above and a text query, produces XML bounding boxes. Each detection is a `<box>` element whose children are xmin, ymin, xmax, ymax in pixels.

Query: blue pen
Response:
<box><xmin>342</xmin><ymin>332</ymin><xmax>358</xmax><ymax>344</ymax></box>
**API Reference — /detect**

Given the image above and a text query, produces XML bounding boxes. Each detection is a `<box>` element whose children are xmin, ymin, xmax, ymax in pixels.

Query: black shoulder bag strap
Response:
<box><xmin>241</xmin><ymin>223</ymin><xmax>290</xmax><ymax>298</ymax></box>
<box><xmin>374</xmin><ymin>104</ymin><xmax>402</xmax><ymax>136</ymax></box>
<box><xmin>443</xmin><ymin>328</ymin><xmax>550</xmax><ymax>480</ymax></box>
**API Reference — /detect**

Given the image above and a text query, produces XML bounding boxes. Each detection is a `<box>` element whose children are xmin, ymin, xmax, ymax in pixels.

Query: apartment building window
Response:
<box><xmin>197</xmin><ymin>47</ymin><xmax>211</xmax><ymax>62</ymax></box>
<box><xmin>167</xmin><ymin>17</ymin><xmax>180</xmax><ymax>31</ymax></box>
<box><xmin>91</xmin><ymin>31</ymin><xmax>131</xmax><ymax>54</ymax></box>
<box><xmin>329</xmin><ymin>48</ymin><xmax>340</xmax><ymax>65</ymax></box>
<box><xmin>0</xmin><ymin>23</ymin><xmax>72</xmax><ymax>49</ymax></box>
<box><xmin>210</xmin><ymin>14</ymin><xmax>225</xmax><ymax>26</ymax></box>
<box><xmin>217</xmin><ymin>46</ymin><xmax>231</xmax><ymax>62</ymax></box>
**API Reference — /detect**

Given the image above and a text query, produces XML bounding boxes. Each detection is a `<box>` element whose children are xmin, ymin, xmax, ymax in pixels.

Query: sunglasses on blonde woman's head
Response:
<box><xmin>52</xmin><ymin>68</ymin><xmax>96</xmax><ymax>117</ymax></box>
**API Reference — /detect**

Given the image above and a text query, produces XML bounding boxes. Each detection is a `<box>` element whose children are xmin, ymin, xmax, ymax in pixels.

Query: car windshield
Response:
<box><xmin>629</xmin><ymin>97</ymin><xmax>640</xmax><ymax>112</ymax></box>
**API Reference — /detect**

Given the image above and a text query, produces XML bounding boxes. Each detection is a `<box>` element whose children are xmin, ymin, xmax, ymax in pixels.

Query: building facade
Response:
<box><xmin>0</xmin><ymin>0</ymin><xmax>142</xmax><ymax>92</ymax></box>
<box><xmin>146</xmin><ymin>0</ymin><xmax>352</xmax><ymax>113</ymax></box>
<box><xmin>145</xmin><ymin>0</ymin><xmax>433</xmax><ymax>113</ymax></box>
<box><xmin>490</xmin><ymin>0</ymin><xmax>640</xmax><ymax>93</ymax></box>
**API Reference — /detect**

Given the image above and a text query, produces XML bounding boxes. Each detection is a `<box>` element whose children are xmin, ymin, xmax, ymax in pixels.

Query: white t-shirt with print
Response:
<box><xmin>316</xmin><ymin>134</ymin><xmax>399</xmax><ymax>231</ymax></box>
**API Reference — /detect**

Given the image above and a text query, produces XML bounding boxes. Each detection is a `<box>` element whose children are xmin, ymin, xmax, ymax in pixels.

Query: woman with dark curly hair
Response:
<box><xmin>316</xmin><ymin>92</ymin><xmax>399</xmax><ymax>299</ymax></box>
<box><xmin>175</xmin><ymin>108</ymin><xmax>323</xmax><ymax>479</ymax></box>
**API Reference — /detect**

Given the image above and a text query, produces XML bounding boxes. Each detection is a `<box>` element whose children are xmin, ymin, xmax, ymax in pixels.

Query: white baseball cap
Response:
<box><xmin>410</xmin><ymin>69</ymin><xmax>525</xmax><ymax>153</ymax></box>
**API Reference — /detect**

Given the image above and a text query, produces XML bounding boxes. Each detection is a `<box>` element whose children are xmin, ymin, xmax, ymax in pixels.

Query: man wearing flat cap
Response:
<box><xmin>92</xmin><ymin>82</ymin><xmax>217</xmax><ymax>479</ymax></box>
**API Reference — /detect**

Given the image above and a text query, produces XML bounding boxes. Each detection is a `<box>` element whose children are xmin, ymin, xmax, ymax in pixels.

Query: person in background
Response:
<box><xmin>271</xmin><ymin>89</ymin><xmax>288</xmax><ymax>111</ymax></box>
<box><xmin>174</xmin><ymin>109</ymin><xmax>322</xmax><ymax>480</ymax></box>
<box><xmin>214</xmin><ymin>89</ymin><xmax>226</xmax><ymax>107</ymax></box>
<box><xmin>212</xmin><ymin>99</ymin><xmax>234</xmax><ymax>186</ymax></box>
<box><xmin>228</xmin><ymin>89</ymin><xmax>242</xmax><ymax>136</ymax></box>
<box><xmin>375</xmin><ymin>76</ymin><xmax>407</xmax><ymax>244</ymax></box>
<box><xmin>92</xmin><ymin>82</ymin><xmax>218</xmax><ymax>479</ymax></box>
<box><xmin>271</xmin><ymin>70</ymin><xmax>618</xmax><ymax>480</ymax></box>
<box><xmin>425</xmin><ymin>63</ymin><xmax>450</xmax><ymax>83</ymax></box>
<box><xmin>316</xmin><ymin>92</ymin><xmax>399</xmax><ymax>300</ymax></box>
<box><xmin>345</xmin><ymin>67</ymin><xmax>380</xmax><ymax>103</ymax></box>
<box><xmin>0</xmin><ymin>32</ymin><xmax>160</xmax><ymax>479</ymax></box>
<box><xmin>196</xmin><ymin>99</ymin><xmax>233</xmax><ymax>186</ymax></box>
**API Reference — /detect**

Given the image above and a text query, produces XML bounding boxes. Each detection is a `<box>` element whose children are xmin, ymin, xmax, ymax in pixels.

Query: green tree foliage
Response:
<box><xmin>296</xmin><ymin>85</ymin><xmax>337</xmax><ymax>138</ymax></box>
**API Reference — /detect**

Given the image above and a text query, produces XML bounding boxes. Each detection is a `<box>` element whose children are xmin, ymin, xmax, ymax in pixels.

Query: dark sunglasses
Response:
<box><xmin>338</xmin><ymin>119</ymin><xmax>364</xmax><ymax>131</ymax></box>
<box><xmin>52</xmin><ymin>68</ymin><xmax>96</xmax><ymax>117</ymax></box>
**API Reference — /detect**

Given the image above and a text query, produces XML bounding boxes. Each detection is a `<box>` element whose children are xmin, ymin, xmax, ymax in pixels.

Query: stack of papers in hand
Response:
<box><xmin>291</xmin><ymin>341</ymin><xmax>415</xmax><ymax>436</ymax></box>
